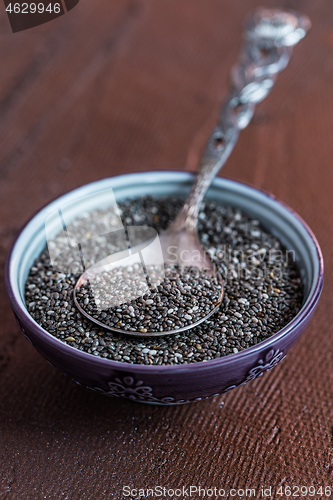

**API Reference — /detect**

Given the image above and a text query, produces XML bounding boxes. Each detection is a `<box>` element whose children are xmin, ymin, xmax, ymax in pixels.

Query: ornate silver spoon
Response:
<box><xmin>74</xmin><ymin>8</ymin><xmax>310</xmax><ymax>337</ymax></box>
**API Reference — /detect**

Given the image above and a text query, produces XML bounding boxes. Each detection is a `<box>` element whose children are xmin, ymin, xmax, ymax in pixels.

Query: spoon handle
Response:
<box><xmin>170</xmin><ymin>8</ymin><xmax>311</xmax><ymax>232</ymax></box>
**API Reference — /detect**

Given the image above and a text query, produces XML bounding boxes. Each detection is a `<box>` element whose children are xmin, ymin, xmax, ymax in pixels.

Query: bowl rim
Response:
<box><xmin>5</xmin><ymin>171</ymin><xmax>324</xmax><ymax>374</ymax></box>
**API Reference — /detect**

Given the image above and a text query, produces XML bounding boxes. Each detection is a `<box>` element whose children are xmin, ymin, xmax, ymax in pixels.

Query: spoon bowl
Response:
<box><xmin>73</xmin><ymin>236</ymin><xmax>224</xmax><ymax>337</ymax></box>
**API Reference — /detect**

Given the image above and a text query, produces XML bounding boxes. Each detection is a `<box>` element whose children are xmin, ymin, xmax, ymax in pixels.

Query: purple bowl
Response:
<box><xmin>5</xmin><ymin>172</ymin><xmax>324</xmax><ymax>405</ymax></box>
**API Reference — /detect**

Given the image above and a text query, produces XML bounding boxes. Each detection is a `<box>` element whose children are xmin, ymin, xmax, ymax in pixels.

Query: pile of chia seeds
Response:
<box><xmin>25</xmin><ymin>196</ymin><xmax>303</xmax><ymax>365</ymax></box>
<box><xmin>75</xmin><ymin>265</ymin><xmax>222</xmax><ymax>333</ymax></box>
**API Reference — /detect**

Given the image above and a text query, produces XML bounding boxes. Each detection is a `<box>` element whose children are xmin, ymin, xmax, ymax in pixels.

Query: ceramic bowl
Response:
<box><xmin>5</xmin><ymin>172</ymin><xmax>324</xmax><ymax>405</ymax></box>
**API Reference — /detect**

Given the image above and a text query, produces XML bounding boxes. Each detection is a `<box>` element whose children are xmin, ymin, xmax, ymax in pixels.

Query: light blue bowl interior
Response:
<box><xmin>9</xmin><ymin>172</ymin><xmax>319</xmax><ymax>323</ymax></box>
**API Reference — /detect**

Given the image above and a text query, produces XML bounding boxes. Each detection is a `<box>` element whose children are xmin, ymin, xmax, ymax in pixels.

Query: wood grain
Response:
<box><xmin>1</xmin><ymin>0</ymin><xmax>333</xmax><ymax>498</ymax></box>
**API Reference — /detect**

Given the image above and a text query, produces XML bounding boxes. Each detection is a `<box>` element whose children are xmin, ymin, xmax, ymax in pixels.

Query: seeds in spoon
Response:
<box><xmin>75</xmin><ymin>265</ymin><xmax>222</xmax><ymax>333</ymax></box>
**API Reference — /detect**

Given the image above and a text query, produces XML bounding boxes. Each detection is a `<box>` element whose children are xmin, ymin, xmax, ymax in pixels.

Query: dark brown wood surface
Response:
<box><xmin>1</xmin><ymin>0</ymin><xmax>333</xmax><ymax>498</ymax></box>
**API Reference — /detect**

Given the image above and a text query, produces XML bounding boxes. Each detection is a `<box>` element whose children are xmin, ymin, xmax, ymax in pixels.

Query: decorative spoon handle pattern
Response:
<box><xmin>170</xmin><ymin>8</ymin><xmax>311</xmax><ymax>232</ymax></box>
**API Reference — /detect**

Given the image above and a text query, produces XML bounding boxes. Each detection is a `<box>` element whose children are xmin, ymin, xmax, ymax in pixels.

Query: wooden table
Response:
<box><xmin>1</xmin><ymin>0</ymin><xmax>333</xmax><ymax>497</ymax></box>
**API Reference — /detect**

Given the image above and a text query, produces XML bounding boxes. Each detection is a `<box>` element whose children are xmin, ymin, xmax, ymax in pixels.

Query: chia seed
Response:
<box><xmin>24</xmin><ymin>196</ymin><xmax>303</xmax><ymax>365</ymax></box>
<box><xmin>75</xmin><ymin>265</ymin><xmax>222</xmax><ymax>333</ymax></box>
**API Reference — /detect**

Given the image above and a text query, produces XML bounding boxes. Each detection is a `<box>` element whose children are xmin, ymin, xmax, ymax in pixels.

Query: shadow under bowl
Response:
<box><xmin>5</xmin><ymin>172</ymin><xmax>324</xmax><ymax>405</ymax></box>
